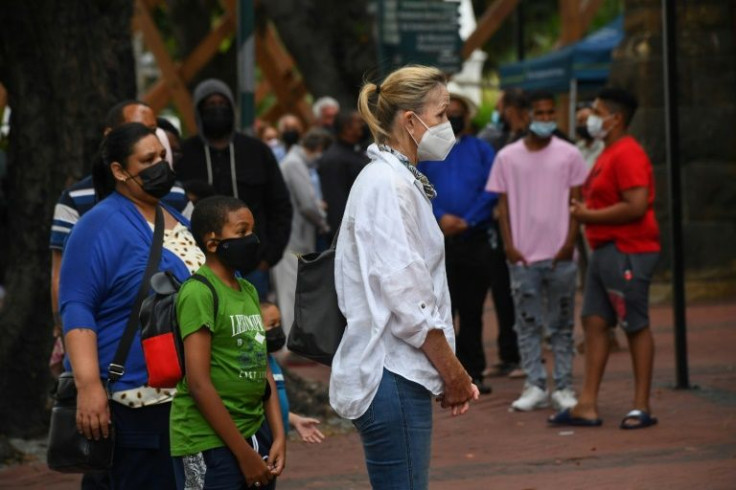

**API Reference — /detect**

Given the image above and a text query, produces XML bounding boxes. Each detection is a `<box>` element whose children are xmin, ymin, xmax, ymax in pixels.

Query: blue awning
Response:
<box><xmin>500</xmin><ymin>16</ymin><xmax>624</xmax><ymax>92</ymax></box>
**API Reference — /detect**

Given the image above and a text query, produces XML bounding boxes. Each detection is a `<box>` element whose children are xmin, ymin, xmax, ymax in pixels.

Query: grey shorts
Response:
<box><xmin>581</xmin><ymin>243</ymin><xmax>660</xmax><ymax>333</ymax></box>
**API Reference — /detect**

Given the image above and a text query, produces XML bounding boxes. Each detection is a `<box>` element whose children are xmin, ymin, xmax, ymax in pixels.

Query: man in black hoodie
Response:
<box><xmin>177</xmin><ymin>79</ymin><xmax>293</xmax><ymax>299</ymax></box>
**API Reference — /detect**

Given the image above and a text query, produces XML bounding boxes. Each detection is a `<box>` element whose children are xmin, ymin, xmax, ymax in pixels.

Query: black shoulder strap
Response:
<box><xmin>108</xmin><ymin>206</ymin><xmax>165</xmax><ymax>384</ymax></box>
<box><xmin>330</xmin><ymin>224</ymin><xmax>341</xmax><ymax>251</ymax></box>
<box><xmin>190</xmin><ymin>274</ymin><xmax>219</xmax><ymax>316</ymax></box>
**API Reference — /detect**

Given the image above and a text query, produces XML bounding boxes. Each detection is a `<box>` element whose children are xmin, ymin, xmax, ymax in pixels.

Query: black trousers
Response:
<box><xmin>446</xmin><ymin>226</ymin><xmax>519</xmax><ymax>380</ymax></box>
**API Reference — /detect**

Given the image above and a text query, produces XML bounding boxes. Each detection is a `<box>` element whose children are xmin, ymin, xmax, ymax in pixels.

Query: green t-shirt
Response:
<box><xmin>170</xmin><ymin>265</ymin><xmax>268</xmax><ymax>457</ymax></box>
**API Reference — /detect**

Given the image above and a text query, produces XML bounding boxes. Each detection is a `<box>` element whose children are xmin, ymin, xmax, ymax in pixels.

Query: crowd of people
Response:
<box><xmin>49</xmin><ymin>64</ymin><xmax>660</xmax><ymax>489</ymax></box>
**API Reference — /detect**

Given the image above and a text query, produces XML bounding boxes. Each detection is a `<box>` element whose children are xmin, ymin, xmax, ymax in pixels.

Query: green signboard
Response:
<box><xmin>377</xmin><ymin>0</ymin><xmax>462</xmax><ymax>76</ymax></box>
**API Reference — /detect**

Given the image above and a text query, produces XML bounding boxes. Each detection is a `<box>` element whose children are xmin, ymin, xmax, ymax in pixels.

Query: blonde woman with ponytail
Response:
<box><xmin>329</xmin><ymin>66</ymin><xmax>479</xmax><ymax>489</ymax></box>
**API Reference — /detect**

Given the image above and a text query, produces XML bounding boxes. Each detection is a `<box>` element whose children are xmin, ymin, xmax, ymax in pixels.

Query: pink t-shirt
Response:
<box><xmin>486</xmin><ymin>137</ymin><xmax>588</xmax><ymax>264</ymax></box>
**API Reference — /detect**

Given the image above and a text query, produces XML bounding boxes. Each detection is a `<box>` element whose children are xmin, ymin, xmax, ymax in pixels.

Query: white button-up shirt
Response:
<box><xmin>329</xmin><ymin>144</ymin><xmax>455</xmax><ymax>420</ymax></box>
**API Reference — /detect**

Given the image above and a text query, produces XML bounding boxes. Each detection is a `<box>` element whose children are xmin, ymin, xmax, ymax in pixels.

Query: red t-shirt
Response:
<box><xmin>583</xmin><ymin>136</ymin><xmax>661</xmax><ymax>253</ymax></box>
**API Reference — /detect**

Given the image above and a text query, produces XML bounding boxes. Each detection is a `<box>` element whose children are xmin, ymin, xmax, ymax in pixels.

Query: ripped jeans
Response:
<box><xmin>508</xmin><ymin>260</ymin><xmax>577</xmax><ymax>391</ymax></box>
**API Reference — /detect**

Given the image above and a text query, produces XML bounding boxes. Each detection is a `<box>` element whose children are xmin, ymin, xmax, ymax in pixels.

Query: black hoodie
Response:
<box><xmin>176</xmin><ymin>79</ymin><xmax>293</xmax><ymax>269</ymax></box>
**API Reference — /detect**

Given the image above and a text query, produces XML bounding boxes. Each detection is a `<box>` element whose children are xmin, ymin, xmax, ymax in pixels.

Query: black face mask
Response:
<box><xmin>282</xmin><ymin>130</ymin><xmax>300</xmax><ymax>146</ymax></box>
<box><xmin>576</xmin><ymin>125</ymin><xmax>592</xmax><ymax>141</ymax></box>
<box><xmin>215</xmin><ymin>234</ymin><xmax>260</xmax><ymax>273</ymax></box>
<box><xmin>266</xmin><ymin>326</ymin><xmax>286</xmax><ymax>353</ymax></box>
<box><xmin>449</xmin><ymin>115</ymin><xmax>466</xmax><ymax>136</ymax></box>
<box><xmin>201</xmin><ymin>106</ymin><xmax>234</xmax><ymax>139</ymax></box>
<box><xmin>128</xmin><ymin>161</ymin><xmax>176</xmax><ymax>199</ymax></box>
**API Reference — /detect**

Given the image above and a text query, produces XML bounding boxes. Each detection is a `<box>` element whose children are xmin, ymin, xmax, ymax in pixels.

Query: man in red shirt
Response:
<box><xmin>549</xmin><ymin>88</ymin><xmax>661</xmax><ymax>430</ymax></box>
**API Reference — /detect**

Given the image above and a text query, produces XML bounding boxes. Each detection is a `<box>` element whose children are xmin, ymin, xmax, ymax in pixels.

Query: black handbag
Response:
<box><xmin>47</xmin><ymin>207</ymin><xmax>164</xmax><ymax>473</ymax></box>
<box><xmin>287</xmin><ymin>230</ymin><xmax>347</xmax><ymax>366</ymax></box>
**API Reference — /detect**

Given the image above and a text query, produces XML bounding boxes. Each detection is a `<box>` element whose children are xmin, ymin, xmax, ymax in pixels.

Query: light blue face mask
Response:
<box><xmin>491</xmin><ymin>110</ymin><xmax>500</xmax><ymax>126</ymax></box>
<box><xmin>529</xmin><ymin>120</ymin><xmax>557</xmax><ymax>139</ymax></box>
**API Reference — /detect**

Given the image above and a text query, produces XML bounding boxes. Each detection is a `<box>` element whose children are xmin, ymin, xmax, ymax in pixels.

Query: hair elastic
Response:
<box><xmin>375</xmin><ymin>85</ymin><xmax>381</xmax><ymax>95</ymax></box>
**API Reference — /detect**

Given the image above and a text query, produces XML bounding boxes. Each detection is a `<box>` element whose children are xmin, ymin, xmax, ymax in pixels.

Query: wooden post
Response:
<box><xmin>462</xmin><ymin>0</ymin><xmax>521</xmax><ymax>59</ymax></box>
<box><xmin>143</xmin><ymin>12</ymin><xmax>236</xmax><ymax>112</ymax></box>
<box><xmin>133</xmin><ymin>0</ymin><xmax>196</xmax><ymax>133</ymax></box>
<box><xmin>559</xmin><ymin>0</ymin><xmax>584</xmax><ymax>45</ymax></box>
<box><xmin>255</xmin><ymin>25</ymin><xmax>314</xmax><ymax>126</ymax></box>
<box><xmin>580</xmin><ymin>0</ymin><xmax>607</xmax><ymax>30</ymax></box>
<box><xmin>136</xmin><ymin>0</ymin><xmax>313</xmax><ymax>130</ymax></box>
<box><xmin>222</xmin><ymin>0</ymin><xmax>312</xmax><ymax>125</ymax></box>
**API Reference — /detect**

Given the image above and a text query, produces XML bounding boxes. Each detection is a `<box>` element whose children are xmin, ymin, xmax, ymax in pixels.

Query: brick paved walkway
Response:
<box><xmin>2</xmin><ymin>298</ymin><xmax>734</xmax><ymax>490</ymax></box>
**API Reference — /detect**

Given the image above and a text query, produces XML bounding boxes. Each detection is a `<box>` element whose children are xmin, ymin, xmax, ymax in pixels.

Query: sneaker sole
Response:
<box><xmin>511</xmin><ymin>400</ymin><xmax>550</xmax><ymax>412</ymax></box>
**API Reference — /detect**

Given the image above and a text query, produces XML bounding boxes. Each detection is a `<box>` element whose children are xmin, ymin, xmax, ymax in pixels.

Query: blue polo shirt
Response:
<box><xmin>418</xmin><ymin>135</ymin><xmax>498</xmax><ymax>230</ymax></box>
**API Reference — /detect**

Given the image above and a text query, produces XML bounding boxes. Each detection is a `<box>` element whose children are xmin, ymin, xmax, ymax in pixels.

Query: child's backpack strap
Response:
<box><xmin>189</xmin><ymin>274</ymin><xmax>219</xmax><ymax>316</ymax></box>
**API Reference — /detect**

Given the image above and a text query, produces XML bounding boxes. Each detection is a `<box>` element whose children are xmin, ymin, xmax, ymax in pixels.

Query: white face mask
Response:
<box><xmin>408</xmin><ymin>113</ymin><xmax>456</xmax><ymax>162</ymax></box>
<box><xmin>586</xmin><ymin>114</ymin><xmax>614</xmax><ymax>140</ymax></box>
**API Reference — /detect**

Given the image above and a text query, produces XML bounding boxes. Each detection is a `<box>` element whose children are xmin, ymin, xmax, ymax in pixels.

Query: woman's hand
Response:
<box><xmin>440</xmin><ymin>369</ymin><xmax>477</xmax><ymax>409</ymax></box>
<box><xmin>268</xmin><ymin>436</ymin><xmax>286</xmax><ymax>476</ymax></box>
<box><xmin>238</xmin><ymin>448</ymin><xmax>274</xmax><ymax>488</ymax></box>
<box><xmin>75</xmin><ymin>379</ymin><xmax>110</xmax><ymax>440</ymax></box>
<box><xmin>449</xmin><ymin>384</ymin><xmax>480</xmax><ymax>417</ymax></box>
<box><xmin>290</xmin><ymin>414</ymin><xmax>325</xmax><ymax>444</ymax></box>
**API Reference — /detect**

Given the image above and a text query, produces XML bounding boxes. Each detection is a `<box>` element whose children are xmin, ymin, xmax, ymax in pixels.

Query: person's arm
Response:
<box><xmin>554</xmin><ymin>186</ymin><xmax>582</xmax><ymax>264</ymax></box>
<box><xmin>184</xmin><ymin>328</ymin><xmax>274</xmax><ymax>488</ymax></box>
<box><xmin>288</xmin><ymin>413</ymin><xmax>325</xmax><ymax>443</ymax></box>
<box><xmin>59</xmin><ymin>214</ymin><xmax>110</xmax><ymax>441</ymax></box>
<box><xmin>571</xmin><ymin>187</ymin><xmax>649</xmax><ymax>225</ymax></box>
<box><xmin>421</xmin><ymin>330</ymin><xmax>479</xmax><ymax>415</ymax></box>
<box><xmin>50</xmin><ymin>190</ymin><xmax>80</xmax><ymax>336</ymax></box>
<box><xmin>497</xmin><ymin>193</ymin><xmax>526</xmax><ymax>265</ymax></box>
<box><xmin>462</xmin><ymin>140</ymin><xmax>498</xmax><ymax>227</ymax></box>
<box><xmin>65</xmin><ymin>329</ymin><xmax>109</xmax><ymax>440</ymax></box>
<box><xmin>462</xmin><ymin>191</ymin><xmax>497</xmax><ymax>229</ymax></box>
<box><xmin>263</xmin><ymin>366</ymin><xmax>286</xmax><ymax>476</ymax></box>
<box><xmin>287</xmin><ymin>161</ymin><xmax>328</xmax><ymax>231</ymax></box>
<box><xmin>51</xmin><ymin>250</ymin><xmax>63</xmax><ymax>338</ymax></box>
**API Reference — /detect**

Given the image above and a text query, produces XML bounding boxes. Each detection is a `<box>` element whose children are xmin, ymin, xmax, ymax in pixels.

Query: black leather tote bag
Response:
<box><xmin>287</xmin><ymin>235</ymin><xmax>347</xmax><ymax>366</ymax></box>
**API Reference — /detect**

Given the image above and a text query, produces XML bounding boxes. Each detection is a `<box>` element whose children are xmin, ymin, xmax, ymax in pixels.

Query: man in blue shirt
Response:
<box><xmin>418</xmin><ymin>93</ymin><xmax>519</xmax><ymax>394</ymax></box>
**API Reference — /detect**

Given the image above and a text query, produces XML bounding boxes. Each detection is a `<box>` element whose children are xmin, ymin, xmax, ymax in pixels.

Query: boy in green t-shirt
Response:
<box><xmin>171</xmin><ymin>196</ymin><xmax>285</xmax><ymax>489</ymax></box>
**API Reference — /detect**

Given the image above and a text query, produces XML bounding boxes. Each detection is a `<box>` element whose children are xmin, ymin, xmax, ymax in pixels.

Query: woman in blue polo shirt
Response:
<box><xmin>60</xmin><ymin>123</ymin><xmax>204</xmax><ymax>488</ymax></box>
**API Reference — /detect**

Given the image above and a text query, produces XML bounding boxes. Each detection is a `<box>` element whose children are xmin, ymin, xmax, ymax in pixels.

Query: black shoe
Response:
<box><xmin>472</xmin><ymin>378</ymin><xmax>492</xmax><ymax>395</ymax></box>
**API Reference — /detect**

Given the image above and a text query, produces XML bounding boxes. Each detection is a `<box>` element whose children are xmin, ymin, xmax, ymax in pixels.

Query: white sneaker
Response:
<box><xmin>551</xmin><ymin>388</ymin><xmax>578</xmax><ymax>411</ymax></box>
<box><xmin>511</xmin><ymin>385</ymin><xmax>549</xmax><ymax>411</ymax></box>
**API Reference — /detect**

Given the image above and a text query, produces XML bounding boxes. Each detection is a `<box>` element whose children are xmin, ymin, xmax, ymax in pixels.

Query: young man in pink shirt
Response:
<box><xmin>487</xmin><ymin>91</ymin><xmax>588</xmax><ymax>411</ymax></box>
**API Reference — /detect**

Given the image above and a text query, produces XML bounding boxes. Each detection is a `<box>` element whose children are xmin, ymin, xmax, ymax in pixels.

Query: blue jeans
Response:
<box><xmin>509</xmin><ymin>260</ymin><xmax>577</xmax><ymax>391</ymax></box>
<box><xmin>352</xmin><ymin>369</ymin><xmax>433</xmax><ymax>490</ymax></box>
